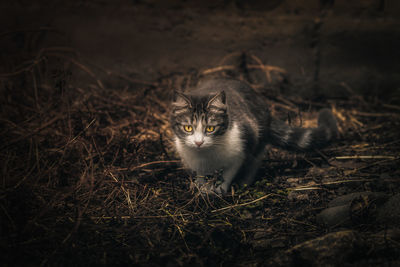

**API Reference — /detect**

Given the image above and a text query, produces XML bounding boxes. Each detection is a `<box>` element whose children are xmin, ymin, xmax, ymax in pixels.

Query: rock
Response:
<box><xmin>317</xmin><ymin>204</ymin><xmax>352</xmax><ymax>227</ymax></box>
<box><xmin>377</xmin><ymin>193</ymin><xmax>400</xmax><ymax>227</ymax></box>
<box><xmin>317</xmin><ymin>192</ymin><xmax>388</xmax><ymax>227</ymax></box>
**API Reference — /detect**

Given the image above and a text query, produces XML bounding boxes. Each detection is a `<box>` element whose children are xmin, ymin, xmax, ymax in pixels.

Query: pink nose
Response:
<box><xmin>195</xmin><ymin>141</ymin><xmax>204</xmax><ymax>147</ymax></box>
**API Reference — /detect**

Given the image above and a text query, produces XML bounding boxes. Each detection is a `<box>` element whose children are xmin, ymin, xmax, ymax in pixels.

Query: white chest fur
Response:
<box><xmin>175</xmin><ymin>123</ymin><xmax>245</xmax><ymax>175</ymax></box>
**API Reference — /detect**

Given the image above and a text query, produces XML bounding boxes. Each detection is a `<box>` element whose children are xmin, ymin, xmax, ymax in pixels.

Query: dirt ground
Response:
<box><xmin>1</xmin><ymin>1</ymin><xmax>400</xmax><ymax>266</ymax></box>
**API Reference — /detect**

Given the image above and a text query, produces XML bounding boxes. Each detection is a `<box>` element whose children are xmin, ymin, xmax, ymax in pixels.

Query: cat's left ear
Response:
<box><xmin>172</xmin><ymin>91</ymin><xmax>192</xmax><ymax>108</ymax></box>
<box><xmin>206</xmin><ymin>91</ymin><xmax>226</xmax><ymax>110</ymax></box>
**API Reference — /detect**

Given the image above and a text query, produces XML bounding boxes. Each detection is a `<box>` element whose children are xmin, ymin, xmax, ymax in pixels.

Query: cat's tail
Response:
<box><xmin>268</xmin><ymin>108</ymin><xmax>339</xmax><ymax>151</ymax></box>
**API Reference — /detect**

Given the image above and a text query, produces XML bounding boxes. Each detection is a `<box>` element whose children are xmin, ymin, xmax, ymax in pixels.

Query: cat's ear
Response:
<box><xmin>172</xmin><ymin>91</ymin><xmax>192</xmax><ymax>109</ymax></box>
<box><xmin>206</xmin><ymin>91</ymin><xmax>226</xmax><ymax>110</ymax></box>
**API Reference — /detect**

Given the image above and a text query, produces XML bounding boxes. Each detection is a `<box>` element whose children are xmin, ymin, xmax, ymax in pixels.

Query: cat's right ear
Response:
<box><xmin>172</xmin><ymin>91</ymin><xmax>192</xmax><ymax>111</ymax></box>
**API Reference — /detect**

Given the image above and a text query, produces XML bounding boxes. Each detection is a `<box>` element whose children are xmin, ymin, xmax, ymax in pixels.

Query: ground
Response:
<box><xmin>1</xmin><ymin>1</ymin><xmax>400</xmax><ymax>266</ymax></box>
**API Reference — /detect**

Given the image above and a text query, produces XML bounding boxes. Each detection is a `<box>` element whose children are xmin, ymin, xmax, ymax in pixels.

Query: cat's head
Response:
<box><xmin>170</xmin><ymin>91</ymin><xmax>229</xmax><ymax>149</ymax></box>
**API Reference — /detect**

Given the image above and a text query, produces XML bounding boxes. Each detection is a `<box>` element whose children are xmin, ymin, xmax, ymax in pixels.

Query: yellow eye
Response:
<box><xmin>206</xmin><ymin>126</ymin><xmax>215</xmax><ymax>132</ymax></box>
<box><xmin>183</xmin><ymin>125</ymin><xmax>193</xmax><ymax>132</ymax></box>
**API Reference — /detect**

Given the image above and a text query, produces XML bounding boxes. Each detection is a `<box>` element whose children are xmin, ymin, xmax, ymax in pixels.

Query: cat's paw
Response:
<box><xmin>190</xmin><ymin>177</ymin><xmax>225</xmax><ymax>196</ymax></box>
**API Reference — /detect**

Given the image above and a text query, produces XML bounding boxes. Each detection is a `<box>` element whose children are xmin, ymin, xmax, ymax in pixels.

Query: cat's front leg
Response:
<box><xmin>215</xmin><ymin>163</ymin><xmax>242</xmax><ymax>194</ymax></box>
<box><xmin>238</xmin><ymin>150</ymin><xmax>265</xmax><ymax>186</ymax></box>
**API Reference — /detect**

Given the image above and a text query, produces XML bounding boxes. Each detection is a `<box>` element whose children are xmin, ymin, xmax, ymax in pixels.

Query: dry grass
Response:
<box><xmin>1</xmin><ymin>45</ymin><xmax>400</xmax><ymax>266</ymax></box>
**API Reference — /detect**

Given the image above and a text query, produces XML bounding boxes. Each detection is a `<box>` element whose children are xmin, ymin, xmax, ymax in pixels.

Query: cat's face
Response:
<box><xmin>170</xmin><ymin>91</ymin><xmax>229</xmax><ymax>149</ymax></box>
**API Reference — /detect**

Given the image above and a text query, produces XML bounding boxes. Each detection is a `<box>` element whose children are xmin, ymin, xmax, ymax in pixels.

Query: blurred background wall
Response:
<box><xmin>1</xmin><ymin>0</ymin><xmax>400</xmax><ymax>102</ymax></box>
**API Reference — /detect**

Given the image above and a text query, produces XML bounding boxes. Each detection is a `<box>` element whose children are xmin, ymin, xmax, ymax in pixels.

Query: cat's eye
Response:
<box><xmin>183</xmin><ymin>125</ymin><xmax>193</xmax><ymax>132</ymax></box>
<box><xmin>206</xmin><ymin>126</ymin><xmax>215</xmax><ymax>133</ymax></box>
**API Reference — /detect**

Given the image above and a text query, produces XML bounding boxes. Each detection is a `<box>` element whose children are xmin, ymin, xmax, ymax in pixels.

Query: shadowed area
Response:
<box><xmin>1</xmin><ymin>0</ymin><xmax>400</xmax><ymax>266</ymax></box>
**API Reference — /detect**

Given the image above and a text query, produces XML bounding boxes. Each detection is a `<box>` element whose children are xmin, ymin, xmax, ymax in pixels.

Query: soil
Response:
<box><xmin>1</xmin><ymin>1</ymin><xmax>400</xmax><ymax>266</ymax></box>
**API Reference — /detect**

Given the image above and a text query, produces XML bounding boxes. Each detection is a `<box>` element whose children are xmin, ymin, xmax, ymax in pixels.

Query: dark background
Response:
<box><xmin>2</xmin><ymin>0</ymin><xmax>400</xmax><ymax>101</ymax></box>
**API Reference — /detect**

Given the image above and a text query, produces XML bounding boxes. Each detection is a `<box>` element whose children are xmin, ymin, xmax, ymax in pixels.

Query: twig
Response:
<box><xmin>344</xmin><ymin>158</ymin><xmax>400</xmax><ymax>175</ymax></box>
<box><xmin>248</xmin><ymin>54</ymin><xmax>286</xmax><ymax>83</ymax></box>
<box><xmin>114</xmin><ymin>160</ymin><xmax>180</xmax><ymax>172</ymax></box>
<box><xmin>247</xmin><ymin>64</ymin><xmax>286</xmax><ymax>74</ymax></box>
<box><xmin>289</xmin><ymin>178</ymin><xmax>376</xmax><ymax>190</ymax></box>
<box><xmin>201</xmin><ymin>65</ymin><xmax>236</xmax><ymax>75</ymax></box>
<box><xmin>66</xmin><ymin>118</ymin><xmax>96</xmax><ymax>146</ymax></box>
<box><xmin>218</xmin><ymin>51</ymin><xmax>242</xmax><ymax>65</ymax></box>
<box><xmin>318</xmin><ymin>179</ymin><xmax>375</xmax><ymax>185</ymax></box>
<box><xmin>351</xmin><ymin>110</ymin><xmax>399</xmax><ymax>117</ymax></box>
<box><xmin>335</xmin><ymin>155</ymin><xmax>397</xmax><ymax>160</ymax></box>
<box><xmin>211</xmin><ymin>193</ymin><xmax>275</xmax><ymax>213</ymax></box>
<box><xmin>382</xmin><ymin>103</ymin><xmax>400</xmax><ymax>111</ymax></box>
<box><xmin>291</xmin><ymin>186</ymin><xmax>323</xmax><ymax>191</ymax></box>
<box><xmin>267</xmin><ymin>100</ymin><xmax>298</xmax><ymax>113</ymax></box>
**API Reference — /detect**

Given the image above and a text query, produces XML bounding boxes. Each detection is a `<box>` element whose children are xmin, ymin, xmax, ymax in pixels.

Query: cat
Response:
<box><xmin>170</xmin><ymin>79</ymin><xmax>339</xmax><ymax>194</ymax></box>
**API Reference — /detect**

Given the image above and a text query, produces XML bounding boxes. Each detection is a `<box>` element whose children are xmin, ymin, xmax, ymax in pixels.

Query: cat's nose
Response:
<box><xmin>195</xmin><ymin>141</ymin><xmax>204</xmax><ymax>147</ymax></box>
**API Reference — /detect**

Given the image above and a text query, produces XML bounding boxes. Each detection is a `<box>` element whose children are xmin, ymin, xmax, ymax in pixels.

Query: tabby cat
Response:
<box><xmin>170</xmin><ymin>79</ymin><xmax>338</xmax><ymax>194</ymax></box>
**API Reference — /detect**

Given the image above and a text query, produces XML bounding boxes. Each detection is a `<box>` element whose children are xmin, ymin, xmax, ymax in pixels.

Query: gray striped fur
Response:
<box><xmin>170</xmin><ymin>79</ymin><xmax>338</xmax><ymax>194</ymax></box>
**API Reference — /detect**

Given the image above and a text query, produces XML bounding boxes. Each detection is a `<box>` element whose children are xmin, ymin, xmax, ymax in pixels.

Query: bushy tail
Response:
<box><xmin>269</xmin><ymin>109</ymin><xmax>339</xmax><ymax>151</ymax></box>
